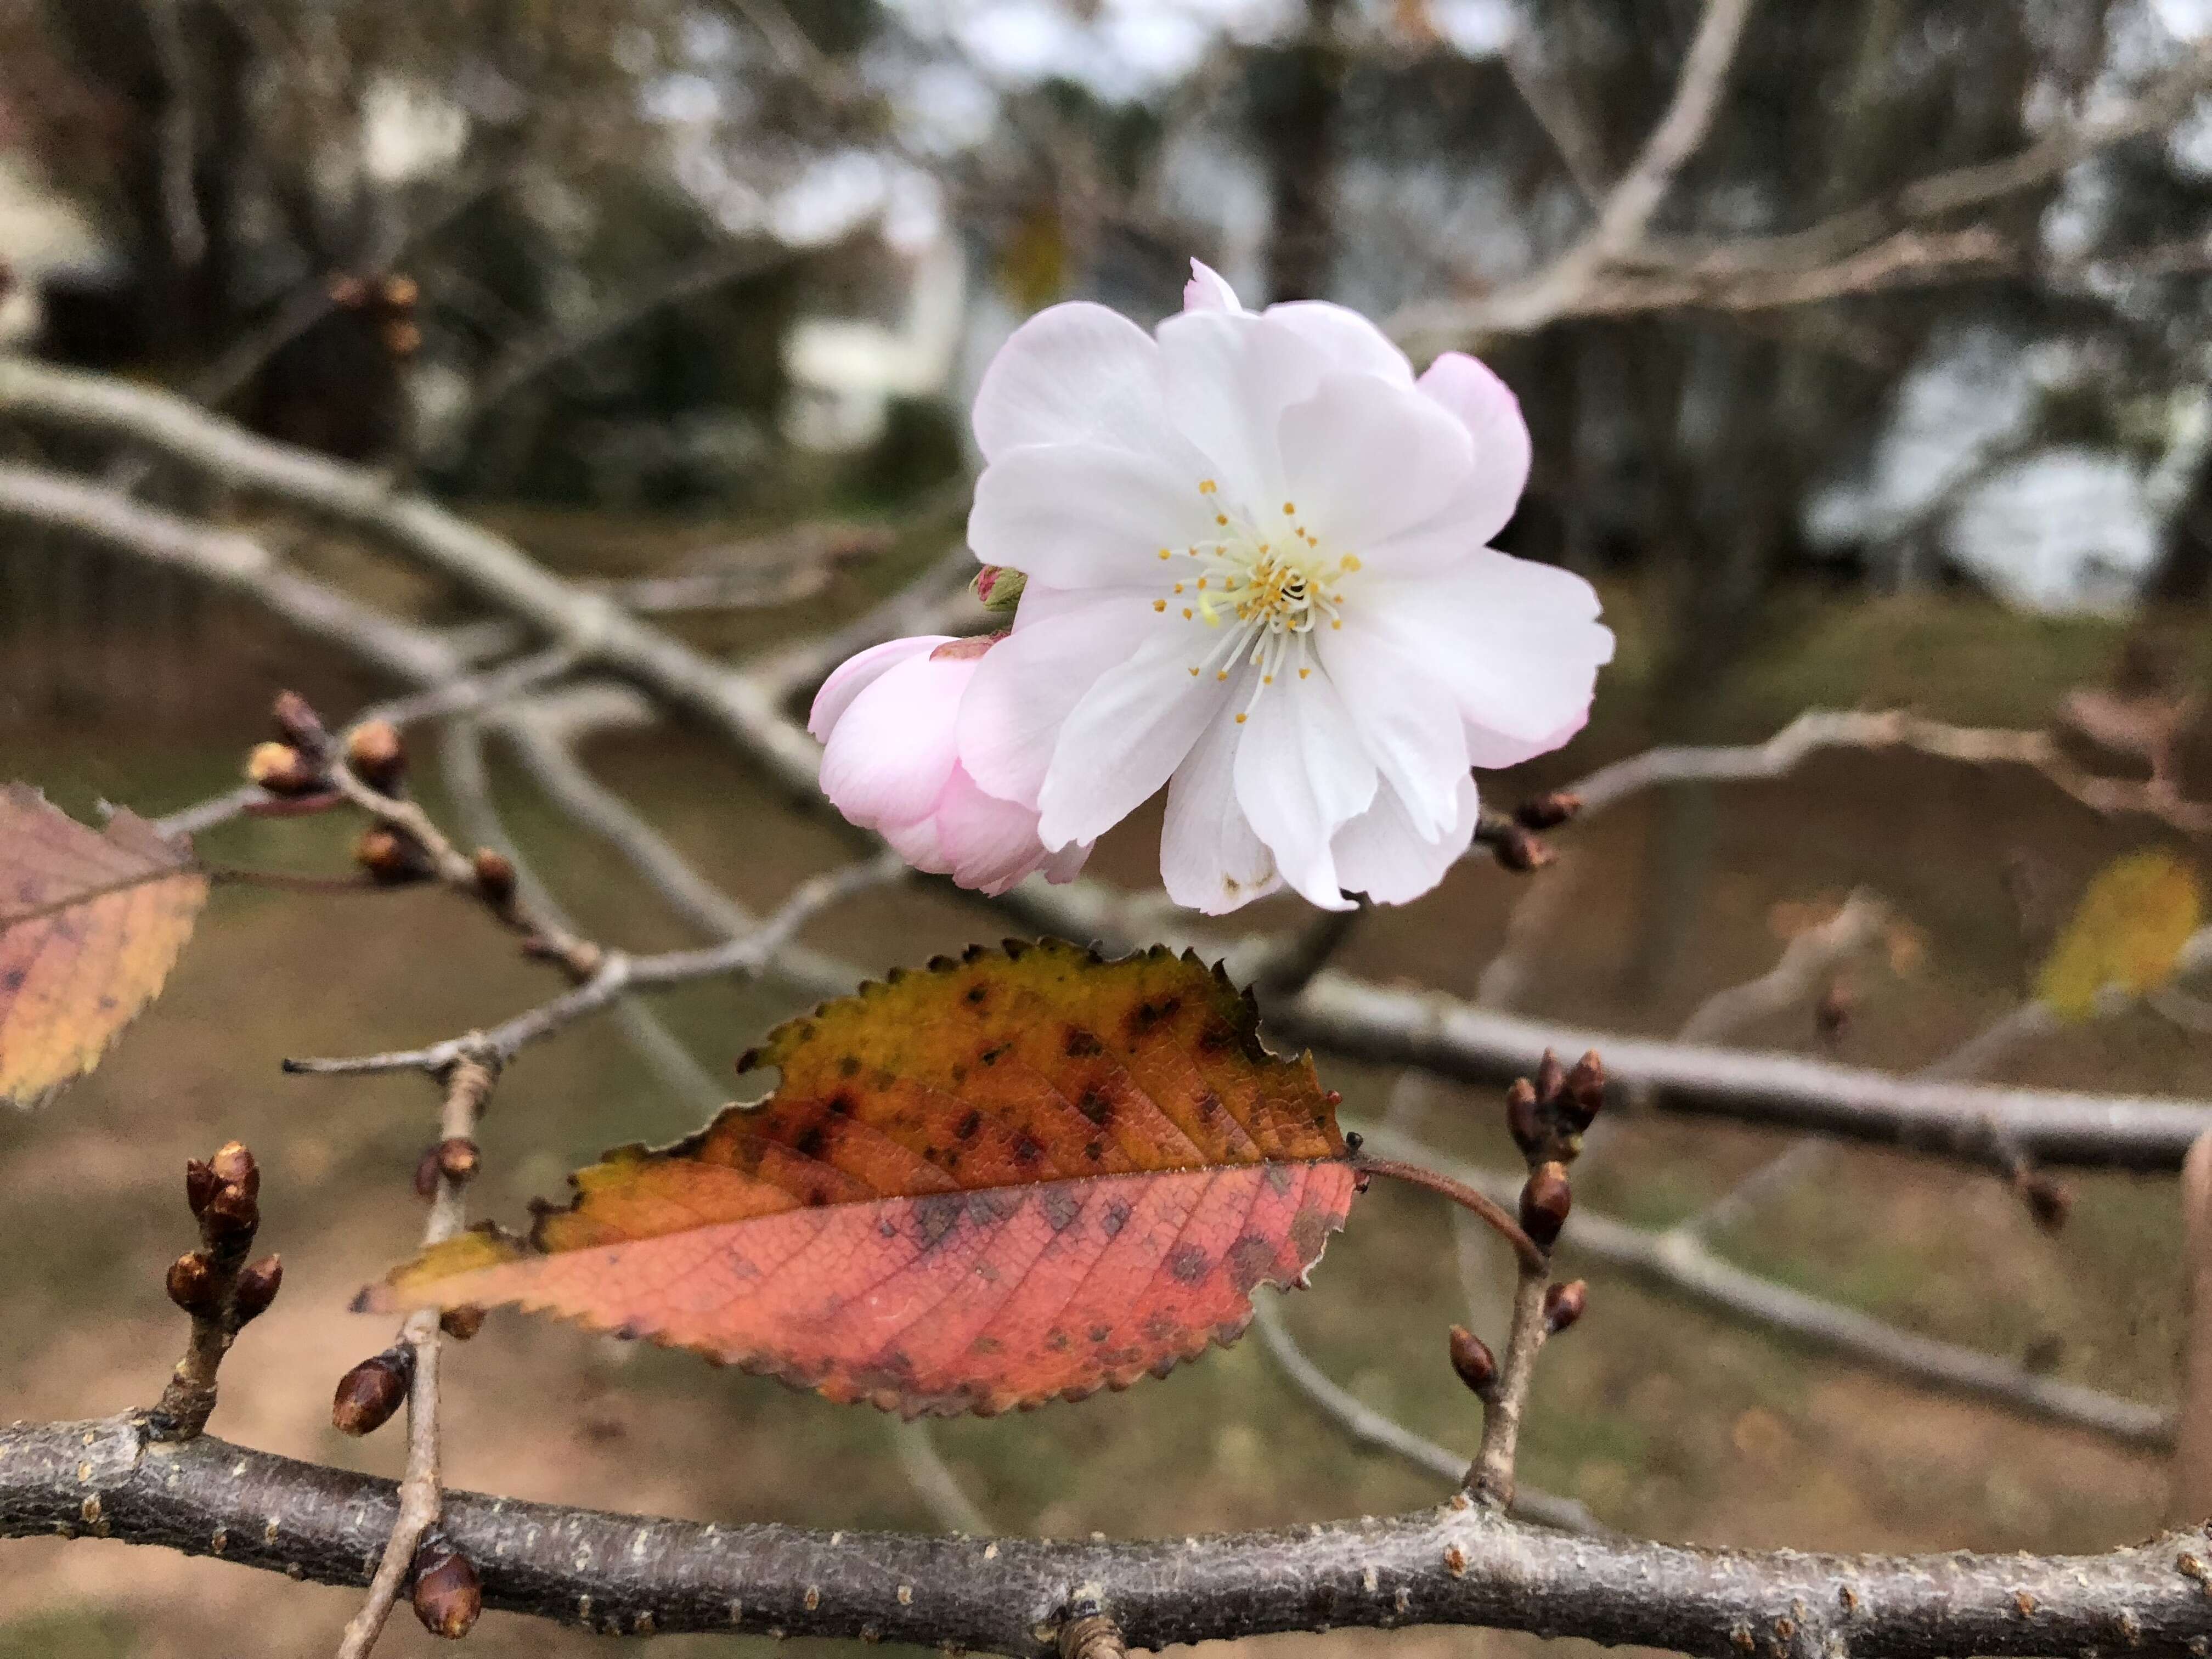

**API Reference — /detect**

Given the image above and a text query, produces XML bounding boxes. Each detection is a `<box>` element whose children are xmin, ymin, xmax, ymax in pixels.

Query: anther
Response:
<box><xmin>1153</xmin><ymin>600</ymin><xmax>1166</xmax><ymax>612</ymax></box>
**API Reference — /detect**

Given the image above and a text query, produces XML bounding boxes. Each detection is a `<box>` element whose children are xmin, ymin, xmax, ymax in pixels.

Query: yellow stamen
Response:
<box><xmin>1234</xmin><ymin>712</ymin><xmax>1247</xmax><ymax>724</ymax></box>
<box><xmin>1283</xmin><ymin>501</ymin><xmax>1295</xmax><ymax>514</ymax></box>
<box><xmin>1199</xmin><ymin>479</ymin><xmax>1216</xmax><ymax>494</ymax></box>
<box><xmin>1299</xmin><ymin>667</ymin><xmax>1311</xmax><ymax>679</ymax></box>
<box><xmin>1153</xmin><ymin>599</ymin><xmax>1166</xmax><ymax>612</ymax></box>
<box><xmin>1216</xmin><ymin>670</ymin><xmax>1229</xmax><ymax>681</ymax></box>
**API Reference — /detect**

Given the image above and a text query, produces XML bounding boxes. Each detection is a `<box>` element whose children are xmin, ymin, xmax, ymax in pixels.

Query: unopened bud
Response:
<box><xmin>232</xmin><ymin>1255</ymin><xmax>283</xmax><ymax>1324</ymax></box>
<box><xmin>2019</xmin><ymin>1172</ymin><xmax>2073</xmax><ymax>1232</ymax></box>
<box><xmin>345</xmin><ymin>720</ymin><xmax>407</xmax><ymax>792</ymax></box>
<box><xmin>1533</xmin><ymin>1050</ymin><xmax>1566</xmax><ymax>1107</ymax></box>
<box><xmin>200</xmin><ymin>1182</ymin><xmax>259</xmax><ymax>1252</ymax></box>
<box><xmin>356</xmin><ymin>827</ymin><xmax>431</xmax><ymax>884</ymax></box>
<box><xmin>381</xmin><ymin>273</ymin><xmax>420</xmax><ymax>311</ymax></box>
<box><xmin>383</xmin><ymin>319</ymin><xmax>423</xmax><ymax>359</ymax></box>
<box><xmin>414</xmin><ymin>1144</ymin><xmax>443</xmax><ymax>1200</ymax></box>
<box><xmin>166</xmin><ymin>1251</ymin><xmax>219</xmax><ymax>1317</ymax></box>
<box><xmin>1489</xmin><ymin>823</ymin><xmax>1553</xmax><ymax>873</ymax></box>
<box><xmin>328</xmin><ymin>273</ymin><xmax>369</xmax><ymax>308</ymax></box>
<box><xmin>1543</xmin><ymin>1279</ymin><xmax>1588</xmax><ymax>1334</ymax></box>
<box><xmin>185</xmin><ymin>1158</ymin><xmax>220</xmax><ymax>1218</ymax></box>
<box><xmin>1447</xmin><ymin>1324</ymin><xmax>1497</xmax><ymax>1394</ymax></box>
<box><xmin>1504</xmin><ymin>1078</ymin><xmax>1543</xmax><ymax>1159</ymax></box>
<box><xmin>332</xmin><ymin>1346</ymin><xmax>414</xmax><ymax>1436</ymax></box>
<box><xmin>246</xmin><ymin>741</ymin><xmax>323</xmax><ymax>797</ymax></box>
<box><xmin>411</xmin><ymin>1533</ymin><xmax>482</xmax><ymax>1638</ymax></box>
<box><xmin>471</xmin><ymin>848</ymin><xmax>516</xmax><ymax>905</ymax></box>
<box><xmin>209</xmin><ymin>1141</ymin><xmax>259</xmax><ymax>1199</ymax></box>
<box><xmin>439</xmin><ymin>1306</ymin><xmax>486</xmax><ymax>1340</ymax></box>
<box><xmin>1514</xmin><ymin>791</ymin><xmax>1582</xmax><ymax>831</ymax></box>
<box><xmin>1561</xmin><ymin>1051</ymin><xmax>1605</xmax><ymax>1131</ymax></box>
<box><xmin>436</xmin><ymin>1138</ymin><xmax>481</xmax><ymax>1184</ymax></box>
<box><xmin>973</xmin><ymin>564</ymin><xmax>1028</xmax><ymax>612</ymax></box>
<box><xmin>270</xmin><ymin>690</ymin><xmax>329</xmax><ymax>755</ymax></box>
<box><xmin>1520</xmin><ymin>1162</ymin><xmax>1572</xmax><ymax>1249</ymax></box>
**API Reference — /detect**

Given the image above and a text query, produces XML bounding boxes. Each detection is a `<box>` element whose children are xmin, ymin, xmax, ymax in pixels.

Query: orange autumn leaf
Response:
<box><xmin>0</xmin><ymin>785</ymin><xmax>207</xmax><ymax>1107</ymax></box>
<box><xmin>364</xmin><ymin>940</ymin><xmax>1359</xmax><ymax>1417</ymax></box>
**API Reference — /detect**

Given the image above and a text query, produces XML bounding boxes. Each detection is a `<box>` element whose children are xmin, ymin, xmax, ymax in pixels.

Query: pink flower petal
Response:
<box><xmin>1415</xmin><ymin>351</ymin><xmax>1532</xmax><ymax>545</ymax></box>
<box><xmin>808</xmin><ymin>635</ymin><xmax>946</xmax><ymax>742</ymax></box>
<box><xmin>972</xmin><ymin>301</ymin><xmax>1171</xmax><ymax>462</ymax></box>
<box><xmin>1183</xmin><ymin>259</ymin><xmax>1243</xmax><ymax>312</ymax></box>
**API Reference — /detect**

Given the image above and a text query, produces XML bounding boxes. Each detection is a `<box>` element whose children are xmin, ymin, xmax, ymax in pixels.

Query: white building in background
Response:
<box><xmin>782</xmin><ymin>234</ymin><xmax>969</xmax><ymax>451</ymax></box>
<box><xmin>0</xmin><ymin>151</ymin><xmax>119</xmax><ymax>349</ymax></box>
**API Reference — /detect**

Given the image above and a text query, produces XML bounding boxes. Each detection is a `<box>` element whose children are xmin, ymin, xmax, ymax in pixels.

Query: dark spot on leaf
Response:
<box><xmin>980</xmin><ymin>1044</ymin><xmax>1008</xmax><ymax>1066</ymax></box>
<box><xmin>969</xmin><ymin>1334</ymin><xmax>1002</xmax><ymax>1355</ymax></box>
<box><xmin>1064</xmin><ymin>1027</ymin><xmax>1103</xmax><ymax>1057</ymax></box>
<box><xmin>915</xmin><ymin>1193</ymin><xmax>965</xmax><ymax>1248</ymax></box>
<box><xmin>1195</xmin><ymin>1090</ymin><xmax>1222</xmax><ymax>1119</ymax></box>
<box><xmin>839</xmin><ymin>1055</ymin><xmax>861</xmax><ymax>1077</ymax></box>
<box><xmin>1265</xmin><ymin>1162</ymin><xmax>1294</xmax><ymax>1195</ymax></box>
<box><xmin>1167</xmin><ymin>1244</ymin><xmax>1210</xmax><ymax>1284</ymax></box>
<box><xmin>1289</xmin><ymin>1206</ymin><xmax>1331</xmax><ymax>1262</ymax></box>
<box><xmin>1045</xmin><ymin>1328</ymin><xmax>1071</xmax><ymax>1351</ymax></box>
<box><xmin>1089</xmin><ymin>1324</ymin><xmax>1113</xmax><ymax>1344</ymax></box>
<box><xmin>1102</xmin><ymin>1200</ymin><xmax>1131</xmax><ymax>1237</ymax></box>
<box><xmin>1076</xmin><ymin>1088</ymin><xmax>1113</xmax><ymax>1125</ymax></box>
<box><xmin>805</xmin><ymin>1188</ymin><xmax>828</xmax><ymax>1207</ymax></box>
<box><xmin>827</xmin><ymin>1093</ymin><xmax>854</xmax><ymax>1117</ymax></box>
<box><xmin>966</xmin><ymin>984</ymin><xmax>988</xmax><ymax>1006</ymax></box>
<box><xmin>1224</xmin><ymin>1234</ymin><xmax>1279</xmax><ymax>1294</ymax></box>
<box><xmin>1012</xmin><ymin>1132</ymin><xmax>1045</xmax><ymax>1166</ymax></box>
<box><xmin>794</xmin><ymin>1126</ymin><xmax>827</xmax><ymax>1159</ymax></box>
<box><xmin>1041</xmin><ymin>1188</ymin><xmax>1081</xmax><ymax>1232</ymax></box>
<box><xmin>1084</xmin><ymin>1140</ymin><xmax>1104</xmax><ymax>1163</ymax></box>
<box><xmin>955</xmin><ymin>1109</ymin><xmax>983</xmax><ymax>1141</ymax></box>
<box><xmin>1198</xmin><ymin>1023</ymin><xmax>1233</xmax><ymax>1054</ymax></box>
<box><xmin>1128</xmin><ymin>1001</ymin><xmax>1164</xmax><ymax>1035</ymax></box>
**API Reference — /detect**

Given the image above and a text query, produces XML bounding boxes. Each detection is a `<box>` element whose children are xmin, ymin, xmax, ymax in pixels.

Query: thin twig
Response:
<box><xmin>1466</xmin><ymin>1256</ymin><xmax>1554</xmax><ymax>1508</ymax></box>
<box><xmin>1249</xmin><ymin>1299</ymin><xmax>1602</xmax><ymax>1533</ymax></box>
<box><xmin>1353</xmin><ymin>1154</ymin><xmax>1547</xmax><ymax>1273</ymax></box>
<box><xmin>335</xmin><ymin>1055</ymin><xmax>497</xmax><ymax>1658</ymax></box>
<box><xmin>282</xmin><ymin>853</ymin><xmax>905</xmax><ymax>1077</ymax></box>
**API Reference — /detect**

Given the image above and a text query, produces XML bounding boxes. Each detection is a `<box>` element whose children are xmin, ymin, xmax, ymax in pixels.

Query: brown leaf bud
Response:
<box><xmin>270</xmin><ymin>689</ymin><xmax>330</xmax><ymax>755</ymax></box>
<box><xmin>232</xmin><ymin>1255</ymin><xmax>283</xmax><ymax>1324</ymax></box>
<box><xmin>209</xmin><ymin>1141</ymin><xmax>259</xmax><ymax>1198</ymax></box>
<box><xmin>1520</xmin><ymin>1162</ymin><xmax>1572</xmax><ymax>1249</ymax></box>
<box><xmin>332</xmin><ymin>1346</ymin><xmax>414</xmax><ymax>1436</ymax></box>
<box><xmin>439</xmin><ymin>1305</ymin><xmax>486</xmax><ymax>1340</ymax></box>
<box><xmin>185</xmin><ymin>1158</ymin><xmax>219</xmax><ymax>1218</ymax></box>
<box><xmin>328</xmin><ymin>273</ymin><xmax>369</xmax><ymax>308</ymax></box>
<box><xmin>166</xmin><ymin>1251</ymin><xmax>219</xmax><ymax>1317</ymax></box>
<box><xmin>246</xmin><ymin>742</ymin><xmax>323</xmax><ymax>797</ymax></box>
<box><xmin>2019</xmin><ymin>1172</ymin><xmax>2074</xmax><ymax>1232</ymax></box>
<box><xmin>471</xmin><ymin>848</ymin><xmax>517</xmax><ymax>905</ymax></box>
<box><xmin>199</xmin><ymin>1182</ymin><xmax>259</xmax><ymax>1252</ymax></box>
<box><xmin>356</xmin><ymin>827</ymin><xmax>431</xmax><ymax>884</ymax></box>
<box><xmin>1533</xmin><ymin>1049</ymin><xmax>1566</xmax><ymax>1107</ymax></box>
<box><xmin>1489</xmin><ymin>823</ymin><xmax>1553</xmax><ymax>873</ymax></box>
<box><xmin>1544</xmin><ymin>1279</ymin><xmax>1588</xmax><ymax>1334</ymax></box>
<box><xmin>345</xmin><ymin>719</ymin><xmax>407</xmax><ymax>792</ymax></box>
<box><xmin>383</xmin><ymin>319</ymin><xmax>424</xmax><ymax>359</ymax></box>
<box><xmin>381</xmin><ymin>273</ymin><xmax>420</xmax><ymax>311</ymax></box>
<box><xmin>411</xmin><ymin>1534</ymin><xmax>482</xmax><ymax>1638</ymax></box>
<box><xmin>1504</xmin><ymin>1077</ymin><xmax>1544</xmax><ymax>1159</ymax></box>
<box><xmin>414</xmin><ymin>1144</ymin><xmax>443</xmax><ymax>1200</ymax></box>
<box><xmin>1561</xmin><ymin>1051</ymin><xmax>1606</xmax><ymax>1131</ymax></box>
<box><xmin>1514</xmin><ymin>791</ymin><xmax>1582</xmax><ymax>831</ymax></box>
<box><xmin>436</xmin><ymin>1138</ymin><xmax>481</xmax><ymax>1184</ymax></box>
<box><xmin>1447</xmin><ymin>1324</ymin><xmax>1497</xmax><ymax>1394</ymax></box>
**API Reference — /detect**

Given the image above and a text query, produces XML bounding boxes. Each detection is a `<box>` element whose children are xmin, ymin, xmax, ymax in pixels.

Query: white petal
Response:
<box><xmin>968</xmin><ymin>442</ymin><xmax>1216</xmax><ymax>591</ymax></box>
<box><xmin>808</xmin><ymin>635</ymin><xmax>946</xmax><ymax>741</ymax></box>
<box><xmin>1331</xmin><ymin>774</ymin><xmax>1480</xmax><ymax>906</ymax></box>
<box><xmin>1465</xmin><ymin>711</ymin><xmax>1592</xmax><ymax>771</ymax></box>
<box><xmin>972</xmin><ymin>301</ymin><xmax>1171</xmax><ymax>461</ymax></box>
<box><xmin>1276</xmin><ymin>373</ymin><xmax>1476</xmax><ymax>551</ymax></box>
<box><xmin>1036</xmin><ymin>632</ymin><xmax>1233</xmax><ymax>850</ymax></box>
<box><xmin>819</xmin><ymin>653</ymin><xmax>960</xmax><ymax>829</ymax></box>
<box><xmin>1183</xmin><ymin>259</ymin><xmax>1243</xmax><ymax>312</ymax></box>
<box><xmin>1154</xmin><ymin>309</ymin><xmax>1330</xmax><ymax>512</ymax></box>
<box><xmin>1232</xmin><ymin>660</ymin><xmax>1376</xmax><ymax>911</ymax></box>
<box><xmin>1161</xmin><ymin>699</ymin><xmax>1279</xmax><ymax>914</ymax></box>
<box><xmin>1316</xmin><ymin>619</ymin><xmax>1469</xmax><ymax>841</ymax></box>
<box><xmin>1357</xmin><ymin>552</ymin><xmax>1613</xmax><ymax>743</ymax></box>
<box><xmin>1417</xmin><ymin>351</ymin><xmax>1531</xmax><ymax>544</ymax></box>
<box><xmin>959</xmin><ymin>594</ymin><xmax>1161</xmax><ymax>808</ymax></box>
<box><xmin>1263</xmin><ymin>301</ymin><xmax>1414</xmax><ymax>387</ymax></box>
<box><xmin>1039</xmin><ymin>840</ymin><xmax>1093</xmax><ymax>884</ymax></box>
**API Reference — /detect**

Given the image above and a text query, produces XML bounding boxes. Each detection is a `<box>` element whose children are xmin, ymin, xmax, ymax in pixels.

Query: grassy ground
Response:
<box><xmin>1</xmin><ymin>539</ymin><xmax>2203</xmax><ymax>1658</ymax></box>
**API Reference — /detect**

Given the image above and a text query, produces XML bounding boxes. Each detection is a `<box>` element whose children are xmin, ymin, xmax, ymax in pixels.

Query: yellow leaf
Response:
<box><xmin>2035</xmin><ymin>849</ymin><xmax>2202</xmax><ymax>1021</ymax></box>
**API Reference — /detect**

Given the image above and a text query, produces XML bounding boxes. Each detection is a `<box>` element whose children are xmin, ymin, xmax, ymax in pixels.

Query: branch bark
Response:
<box><xmin>8</xmin><ymin>1413</ymin><xmax>2210</xmax><ymax>1656</ymax></box>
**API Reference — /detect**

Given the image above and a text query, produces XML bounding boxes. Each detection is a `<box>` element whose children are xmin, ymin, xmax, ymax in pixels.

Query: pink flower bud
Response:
<box><xmin>810</xmin><ymin>635</ymin><xmax>1090</xmax><ymax>896</ymax></box>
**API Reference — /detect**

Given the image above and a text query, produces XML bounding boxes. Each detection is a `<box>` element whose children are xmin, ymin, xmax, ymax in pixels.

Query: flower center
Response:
<box><xmin>1152</xmin><ymin>481</ymin><xmax>1363</xmax><ymax>720</ymax></box>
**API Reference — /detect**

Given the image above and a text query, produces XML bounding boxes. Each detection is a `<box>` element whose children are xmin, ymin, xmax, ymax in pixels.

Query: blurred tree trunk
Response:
<box><xmin>1258</xmin><ymin>0</ymin><xmax>1342</xmax><ymax>302</ymax></box>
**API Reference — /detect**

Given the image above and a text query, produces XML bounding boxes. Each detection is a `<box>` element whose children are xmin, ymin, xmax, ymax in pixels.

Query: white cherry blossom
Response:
<box><xmin>955</xmin><ymin>261</ymin><xmax>1612</xmax><ymax>914</ymax></box>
